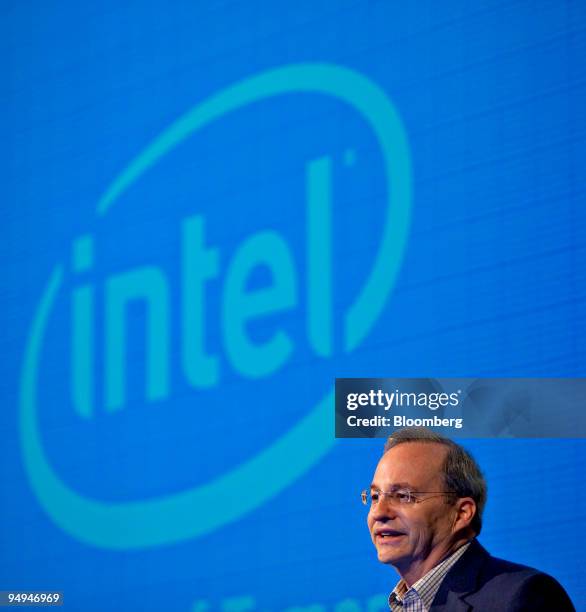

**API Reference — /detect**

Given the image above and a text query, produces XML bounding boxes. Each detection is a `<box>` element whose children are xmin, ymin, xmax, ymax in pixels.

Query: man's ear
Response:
<box><xmin>452</xmin><ymin>497</ymin><xmax>476</xmax><ymax>532</ymax></box>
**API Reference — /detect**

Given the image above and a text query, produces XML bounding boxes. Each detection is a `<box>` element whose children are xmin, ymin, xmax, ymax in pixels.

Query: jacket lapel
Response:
<box><xmin>430</xmin><ymin>539</ymin><xmax>488</xmax><ymax>612</ymax></box>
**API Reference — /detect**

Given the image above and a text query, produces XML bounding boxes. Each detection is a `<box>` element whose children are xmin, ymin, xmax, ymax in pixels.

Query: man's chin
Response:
<box><xmin>376</xmin><ymin>546</ymin><xmax>404</xmax><ymax>565</ymax></box>
<box><xmin>374</xmin><ymin>535</ymin><xmax>408</xmax><ymax>563</ymax></box>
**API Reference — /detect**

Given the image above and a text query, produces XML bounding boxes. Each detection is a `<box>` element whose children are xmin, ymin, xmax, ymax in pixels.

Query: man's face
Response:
<box><xmin>367</xmin><ymin>442</ymin><xmax>458</xmax><ymax>576</ymax></box>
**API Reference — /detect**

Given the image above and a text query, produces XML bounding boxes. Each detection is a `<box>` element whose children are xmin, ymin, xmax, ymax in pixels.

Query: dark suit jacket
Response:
<box><xmin>430</xmin><ymin>539</ymin><xmax>575</xmax><ymax>611</ymax></box>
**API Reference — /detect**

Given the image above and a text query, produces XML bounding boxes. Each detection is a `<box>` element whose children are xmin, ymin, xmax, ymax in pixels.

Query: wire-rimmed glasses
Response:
<box><xmin>361</xmin><ymin>488</ymin><xmax>454</xmax><ymax>506</ymax></box>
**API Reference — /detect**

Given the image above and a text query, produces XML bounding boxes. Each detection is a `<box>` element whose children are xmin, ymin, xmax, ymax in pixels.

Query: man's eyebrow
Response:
<box><xmin>370</xmin><ymin>481</ymin><xmax>414</xmax><ymax>491</ymax></box>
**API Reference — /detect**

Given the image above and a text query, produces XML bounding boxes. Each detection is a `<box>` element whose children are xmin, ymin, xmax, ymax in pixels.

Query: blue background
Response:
<box><xmin>2</xmin><ymin>1</ymin><xmax>586</xmax><ymax>610</ymax></box>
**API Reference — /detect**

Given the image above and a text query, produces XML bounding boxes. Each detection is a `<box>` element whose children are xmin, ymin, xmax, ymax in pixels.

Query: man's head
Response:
<box><xmin>366</xmin><ymin>428</ymin><xmax>487</xmax><ymax>584</ymax></box>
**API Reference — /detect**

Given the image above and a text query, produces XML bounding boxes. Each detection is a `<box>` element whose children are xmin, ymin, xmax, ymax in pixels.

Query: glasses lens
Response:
<box><xmin>362</xmin><ymin>489</ymin><xmax>416</xmax><ymax>506</ymax></box>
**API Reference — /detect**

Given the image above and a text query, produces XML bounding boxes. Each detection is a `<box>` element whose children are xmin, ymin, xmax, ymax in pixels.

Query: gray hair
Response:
<box><xmin>384</xmin><ymin>427</ymin><xmax>487</xmax><ymax>535</ymax></box>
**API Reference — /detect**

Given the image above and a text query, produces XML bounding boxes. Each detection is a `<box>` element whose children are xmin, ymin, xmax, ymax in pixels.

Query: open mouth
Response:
<box><xmin>375</xmin><ymin>530</ymin><xmax>405</xmax><ymax>543</ymax></box>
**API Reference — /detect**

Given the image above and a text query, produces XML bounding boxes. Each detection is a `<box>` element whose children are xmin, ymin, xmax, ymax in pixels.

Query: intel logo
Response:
<box><xmin>20</xmin><ymin>63</ymin><xmax>411</xmax><ymax>549</ymax></box>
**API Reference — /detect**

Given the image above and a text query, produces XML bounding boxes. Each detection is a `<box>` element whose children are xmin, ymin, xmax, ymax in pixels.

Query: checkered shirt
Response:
<box><xmin>388</xmin><ymin>542</ymin><xmax>471</xmax><ymax>611</ymax></box>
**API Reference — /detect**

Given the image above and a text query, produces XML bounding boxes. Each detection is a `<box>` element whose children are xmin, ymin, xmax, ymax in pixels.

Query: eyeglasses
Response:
<box><xmin>361</xmin><ymin>488</ymin><xmax>454</xmax><ymax>506</ymax></box>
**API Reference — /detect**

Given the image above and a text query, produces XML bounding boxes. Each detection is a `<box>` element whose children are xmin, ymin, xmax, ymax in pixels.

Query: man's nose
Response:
<box><xmin>369</xmin><ymin>498</ymin><xmax>398</xmax><ymax>521</ymax></box>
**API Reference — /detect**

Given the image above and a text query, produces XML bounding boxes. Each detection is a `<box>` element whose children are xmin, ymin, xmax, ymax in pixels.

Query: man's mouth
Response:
<box><xmin>374</xmin><ymin>529</ymin><xmax>405</xmax><ymax>544</ymax></box>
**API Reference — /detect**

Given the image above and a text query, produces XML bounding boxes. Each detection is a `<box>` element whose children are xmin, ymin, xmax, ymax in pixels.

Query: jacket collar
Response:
<box><xmin>430</xmin><ymin>539</ymin><xmax>488</xmax><ymax>612</ymax></box>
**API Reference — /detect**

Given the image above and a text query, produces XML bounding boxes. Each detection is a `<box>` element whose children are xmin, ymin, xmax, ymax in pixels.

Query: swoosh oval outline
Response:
<box><xmin>20</xmin><ymin>63</ymin><xmax>411</xmax><ymax>549</ymax></box>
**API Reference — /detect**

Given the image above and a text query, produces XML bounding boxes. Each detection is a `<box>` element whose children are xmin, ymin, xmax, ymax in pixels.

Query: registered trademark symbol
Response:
<box><xmin>344</xmin><ymin>148</ymin><xmax>356</xmax><ymax>166</ymax></box>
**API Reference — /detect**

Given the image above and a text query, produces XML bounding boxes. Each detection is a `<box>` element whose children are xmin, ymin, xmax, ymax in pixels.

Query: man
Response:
<box><xmin>364</xmin><ymin>427</ymin><xmax>575</xmax><ymax>611</ymax></box>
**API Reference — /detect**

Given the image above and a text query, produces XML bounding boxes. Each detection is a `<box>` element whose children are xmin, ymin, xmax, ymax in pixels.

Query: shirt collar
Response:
<box><xmin>388</xmin><ymin>541</ymin><xmax>471</xmax><ymax>610</ymax></box>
